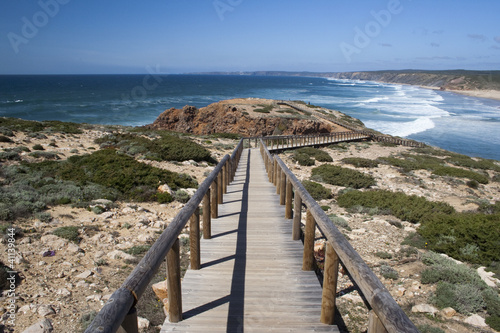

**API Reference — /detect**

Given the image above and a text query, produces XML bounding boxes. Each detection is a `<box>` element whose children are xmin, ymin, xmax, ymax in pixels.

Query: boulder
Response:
<box><xmin>441</xmin><ymin>307</ymin><xmax>456</xmax><ymax>318</ymax></box>
<box><xmin>464</xmin><ymin>314</ymin><xmax>487</xmax><ymax>327</ymax></box>
<box><xmin>40</xmin><ymin>235</ymin><xmax>67</xmax><ymax>249</ymax></box>
<box><xmin>138</xmin><ymin>317</ymin><xmax>150</xmax><ymax>331</ymax></box>
<box><xmin>107</xmin><ymin>250</ymin><xmax>136</xmax><ymax>261</ymax></box>
<box><xmin>37</xmin><ymin>305</ymin><xmax>55</xmax><ymax>317</ymax></box>
<box><xmin>22</xmin><ymin>319</ymin><xmax>53</xmax><ymax>333</ymax></box>
<box><xmin>152</xmin><ymin>280</ymin><xmax>169</xmax><ymax>300</ymax></box>
<box><xmin>75</xmin><ymin>270</ymin><xmax>93</xmax><ymax>279</ymax></box>
<box><xmin>411</xmin><ymin>304</ymin><xmax>438</xmax><ymax>316</ymax></box>
<box><xmin>477</xmin><ymin>267</ymin><xmax>500</xmax><ymax>288</ymax></box>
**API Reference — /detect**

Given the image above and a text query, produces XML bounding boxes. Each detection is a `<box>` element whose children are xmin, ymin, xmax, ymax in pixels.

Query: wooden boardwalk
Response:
<box><xmin>161</xmin><ymin>148</ymin><xmax>339</xmax><ymax>333</ymax></box>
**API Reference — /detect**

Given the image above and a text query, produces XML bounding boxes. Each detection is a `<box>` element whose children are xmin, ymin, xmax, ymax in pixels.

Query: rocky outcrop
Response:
<box><xmin>146</xmin><ymin>101</ymin><xmax>338</xmax><ymax>136</ymax></box>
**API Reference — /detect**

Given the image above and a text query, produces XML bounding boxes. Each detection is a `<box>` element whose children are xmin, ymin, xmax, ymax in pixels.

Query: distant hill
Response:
<box><xmin>191</xmin><ymin>70</ymin><xmax>500</xmax><ymax>91</ymax></box>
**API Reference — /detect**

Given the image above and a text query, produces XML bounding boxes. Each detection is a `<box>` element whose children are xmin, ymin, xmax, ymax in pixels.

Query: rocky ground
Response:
<box><xmin>281</xmin><ymin>142</ymin><xmax>500</xmax><ymax>333</ymax></box>
<box><xmin>0</xmin><ymin>116</ymin><xmax>499</xmax><ymax>333</ymax></box>
<box><xmin>0</xmin><ymin>126</ymin><xmax>236</xmax><ymax>332</ymax></box>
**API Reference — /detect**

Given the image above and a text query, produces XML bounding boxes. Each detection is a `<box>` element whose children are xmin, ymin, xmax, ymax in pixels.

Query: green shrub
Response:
<box><xmin>320</xmin><ymin>205</ymin><xmax>330</xmax><ymax>211</ymax></box>
<box><xmin>311</xmin><ymin>165</ymin><xmax>375</xmax><ymax>189</ymax></box>
<box><xmin>486</xmin><ymin>316</ymin><xmax>500</xmax><ymax>331</ymax></box>
<box><xmin>483</xmin><ymin>288</ymin><xmax>500</xmax><ymax>317</ymax></box>
<box><xmin>156</xmin><ymin>192</ymin><xmax>173</xmax><ymax>204</ymax></box>
<box><xmin>53</xmin><ymin>226</ymin><xmax>80</xmax><ymax>243</ymax></box>
<box><xmin>433</xmin><ymin>282</ymin><xmax>485</xmax><ymax>314</ymax></box>
<box><xmin>375</xmin><ymin>251</ymin><xmax>393</xmax><ymax>259</ymax></box>
<box><xmin>419</xmin><ymin>212</ymin><xmax>500</xmax><ymax>264</ymax></box>
<box><xmin>432</xmin><ymin>166</ymin><xmax>489</xmax><ymax>184</ymax></box>
<box><xmin>302</xmin><ymin>180</ymin><xmax>332</xmax><ymax>201</ymax></box>
<box><xmin>0</xmin><ymin>151</ymin><xmax>21</xmax><ymax>161</ymax></box>
<box><xmin>95</xmin><ymin>133</ymin><xmax>212</xmax><ymax>162</ymax></box>
<box><xmin>446</xmin><ymin>153</ymin><xmax>500</xmax><ymax>172</ymax></box>
<box><xmin>253</xmin><ymin>104</ymin><xmax>273</xmax><ymax>113</ymax></box>
<box><xmin>378</xmin><ymin>153</ymin><xmax>445</xmax><ymax>172</ymax></box>
<box><xmin>32</xmin><ymin>144</ymin><xmax>44</xmax><ymax>151</ymax></box>
<box><xmin>124</xmin><ymin>245</ymin><xmax>151</xmax><ymax>255</ymax></box>
<box><xmin>294</xmin><ymin>147</ymin><xmax>333</xmax><ymax>162</ymax></box>
<box><xmin>328</xmin><ymin>214</ymin><xmax>351</xmax><ymax>231</ymax></box>
<box><xmin>337</xmin><ymin>190</ymin><xmax>454</xmax><ymax>224</ymax></box>
<box><xmin>379</xmin><ymin>264</ymin><xmax>398</xmax><ymax>280</ymax></box>
<box><xmin>293</xmin><ymin>152</ymin><xmax>315</xmax><ymax>166</ymax></box>
<box><xmin>173</xmin><ymin>190</ymin><xmax>190</xmax><ymax>203</ymax></box>
<box><xmin>29</xmin><ymin>151</ymin><xmax>60</xmax><ymax>159</ymax></box>
<box><xmin>0</xmin><ymin>135</ymin><xmax>13</xmax><ymax>143</ymax></box>
<box><xmin>341</xmin><ymin>157</ymin><xmax>379</xmax><ymax>168</ymax></box>
<box><xmin>466</xmin><ymin>180</ymin><xmax>480</xmax><ymax>189</ymax></box>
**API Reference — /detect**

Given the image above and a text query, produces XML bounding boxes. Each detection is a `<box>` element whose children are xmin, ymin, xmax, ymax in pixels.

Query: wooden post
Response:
<box><xmin>302</xmin><ymin>210</ymin><xmax>315</xmax><ymax>271</ymax></box>
<box><xmin>217</xmin><ymin>172</ymin><xmax>223</xmax><ymax>204</ymax></box>
<box><xmin>292</xmin><ymin>193</ymin><xmax>302</xmax><ymax>240</ymax></box>
<box><xmin>280</xmin><ymin>170</ymin><xmax>286</xmax><ymax>205</ymax></box>
<box><xmin>211</xmin><ymin>181</ymin><xmax>218</xmax><ymax>218</ymax></box>
<box><xmin>273</xmin><ymin>159</ymin><xmax>278</xmax><ymax>186</ymax></box>
<box><xmin>203</xmin><ymin>189</ymin><xmax>211</xmax><ymax>239</ymax></box>
<box><xmin>276</xmin><ymin>166</ymin><xmax>281</xmax><ymax>195</ymax></box>
<box><xmin>222</xmin><ymin>164</ymin><xmax>227</xmax><ymax>194</ymax></box>
<box><xmin>119</xmin><ymin>306</ymin><xmax>139</xmax><ymax>333</ymax></box>
<box><xmin>321</xmin><ymin>242</ymin><xmax>339</xmax><ymax>325</ymax></box>
<box><xmin>190</xmin><ymin>207</ymin><xmax>200</xmax><ymax>270</ymax></box>
<box><xmin>368</xmin><ymin>311</ymin><xmax>388</xmax><ymax>333</ymax></box>
<box><xmin>285</xmin><ymin>179</ymin><xmax>293</xmax><ymax>219</ymax></box>
<box><xmin>167</xmin><ymin>238</ymin><xmax>182</xmax><ymax>323</ymax></box>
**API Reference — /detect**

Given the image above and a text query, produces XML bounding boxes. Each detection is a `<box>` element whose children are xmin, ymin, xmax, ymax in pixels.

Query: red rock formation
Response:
<box><xmin>147</xmin><ymin>101</ymin><xmax>340</xmax><ymax>136</ymax></box>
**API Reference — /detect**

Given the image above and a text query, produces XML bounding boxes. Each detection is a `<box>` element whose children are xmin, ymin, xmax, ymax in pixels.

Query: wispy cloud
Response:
<box><xmin>379</xmin><ymin>43</ymin><xmax>392</xmax><ymax>47</ymax></box>
<box><xmin>468</xmin><ymin>34</ymin><xmax>487</xmax><ymax>42</ymax></box>
<box><xmin>430</xmin><ymin>43</ymin><xmax>440</xmax><ymax>47</ymax></box>
<box><xmin>494</xmin><ymin>36</ymin><xmax>500</xmax><ymax>44</ymax></box>
<box><xmin>433</xmin><ymin>30</ymin><xmax>444</xmax><ymax>35</ymax></box>
<box><xmin>491</xmin><ymin>45</ymin><xmax>500</xmax><ymax>50</ymax></box>
<box><xmin>416</xmin><ymin>56</ymin><xmax>453</xmax><ymax>60</ymax></box>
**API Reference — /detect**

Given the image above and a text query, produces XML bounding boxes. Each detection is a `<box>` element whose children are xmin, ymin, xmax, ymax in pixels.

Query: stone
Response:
<box><xmin>66</xmin><ymin>243</ymin><xmax>81</xmax><ymax>254</ymax></box>
<box><xmin>56</xmin><ymin>288</ymin><xmax>71</xmax><ymax>297</ymax></box>
<box><xmin>341</xmin><ymin>293</ymin><xmax>363</xmax><ymax>304</ymax></box>
<box><xmin>40</xmin><ymin>235</ymin><xmax>68</xmax><ymax>249</ymax></box>
<box><xmin>137</xmin><ymin>234</ymin><xmax>153</xmax><ymax>243</ymax></box>
<box><xmin>122</xmin><ymin>207</ymin><xmax>136</xmax><ymax>215</ymax></box>
<box><xmin>107</xmin><ymin>250</ymin><xmax>135</xmax><ymax>261</ymax></box>
<box><xmin>75</xmin><ymin>270</ymin><xmax>93</xmax><ymax>279</ymax></box>
<box><xmin>18</xmin><ymin>304</ymin><xmax>32</xmax><ymax>314</ymax></box>
<box><xmin>138</xmin><ymin>316</ymin><xmax>150</xmax><ymax>331</ymax></box>
<box><xmin>464</xmin><ymin>314</ymin><xmax>487</xmax><ymax>327</ymax></box>
<box><xmin>22</xmin><ymin>319</ymin><xmax>53</xmax><ymax>333</ymax></box>
<box><xmin>395</xmin><ymin>287</ymin><xmax>406</xmax><ymax>297</ymax></box>
<box><xmin>158</xmin><ymin>184</ymin><xmax>173</xmax><ymax>195</ymax></box>
<box><xmin>86</xmin><ymin>294</ymin><xmax>102</xmax><ymax>302</ymax></box>
<box><xmin>37</xmin><ymin>305</ymin><xmax>55</xmax><ymax>317</ymax></box>
<box><xmin>100</xmin><ymin>211</ymin><xmax>115</xmax><ymax>219</ymax></box>
<box><xmin>477</xmin><ymin>266</ymin><xmax>500</xmax><ymax>288</ymax></box>
<box><xmin>441</xmin><ymin>307</ymin><xmax>456</xmax><ymax>318</ymax></box>
<box><xmin>411</xmin><ymin>304</ymin><xmax>438</xmax><ymax>316</ymax></box>
<box><xmin>152</xmin><ymin>280</ymin><xmax>168</xmax><ymax>301</ymax></box>
<box><xmin>352</xmin><ymin>228</ymin><xmax>366</xmax><ymax>234</ymax></box>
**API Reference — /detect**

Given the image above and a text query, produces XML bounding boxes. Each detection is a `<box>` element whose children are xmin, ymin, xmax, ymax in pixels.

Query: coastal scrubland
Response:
<box><xmin>0</xmin><ymin>103</ymin><xmax>499</xmax><ymax>333</ymax></box>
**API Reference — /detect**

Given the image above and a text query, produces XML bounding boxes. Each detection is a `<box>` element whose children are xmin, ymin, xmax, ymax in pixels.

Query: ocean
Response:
<box><xmin>1</xmin><ymin>74</ymin><xmax>499</xmax><ymax>160</ymax></box>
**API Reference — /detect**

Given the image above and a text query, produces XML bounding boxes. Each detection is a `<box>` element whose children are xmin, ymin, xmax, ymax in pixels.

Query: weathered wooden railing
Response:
<box><xmin>85</xmin><ymin>139</ymin><xmax>245</xmax><ymax>333</ymax></box>
<box><xmin>259</xmin><ymin>139</ymin><xmax>420</xmax><ymax>333</ymax></box>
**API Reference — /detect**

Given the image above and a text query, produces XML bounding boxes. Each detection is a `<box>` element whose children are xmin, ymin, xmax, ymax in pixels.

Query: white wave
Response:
<box><xmin>361</xmin><ymin>96</ymin><xmax>389</xmax><ymax>103</ymax></box>
<box><xmin>365</xmin><ymin>117</ymin><xmax>435</xmax><ymax>137</ymax></box>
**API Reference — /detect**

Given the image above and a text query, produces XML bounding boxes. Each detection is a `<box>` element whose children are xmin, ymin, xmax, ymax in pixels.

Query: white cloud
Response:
<box><xmin>467</xmin><ymin>34</ymin><xmax>487</xmax><ymax>42</ymax></box>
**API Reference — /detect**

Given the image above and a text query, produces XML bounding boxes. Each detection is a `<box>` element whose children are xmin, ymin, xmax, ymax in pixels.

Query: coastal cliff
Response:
<box><xmin>146</xmin><ymin>98</ymin><xmax>353</xmax><ymax>136</ymax></box>
<box><xmin>329</xmin><ymin>70</ymin><xmax>500</xmax><ymax>91</ymax></box>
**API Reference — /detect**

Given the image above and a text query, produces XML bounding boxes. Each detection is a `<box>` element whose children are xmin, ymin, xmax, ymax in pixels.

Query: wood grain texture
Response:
<box><xmin>161</xmin><ymin>148</ymin><xmax>338</xmax><ymax>332</ymax></box>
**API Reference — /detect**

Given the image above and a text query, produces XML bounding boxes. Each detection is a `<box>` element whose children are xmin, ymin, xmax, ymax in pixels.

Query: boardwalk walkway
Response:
<box><xmin>161</xmin><ymin>148</ymin><xmax>339</xmax><ymax>332</ymax></box>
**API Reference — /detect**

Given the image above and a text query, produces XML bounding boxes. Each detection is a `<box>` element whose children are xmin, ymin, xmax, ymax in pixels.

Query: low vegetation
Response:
<box><xmin>421</xmin><ymin>252</ymin><xmax>500</xmax><ymax>329</ymax></box>
<box><xmin>341</xmin><ymin>157</ymin><xmax>379</xmax><ymax>168</ymax></box>
<box><xmin>311</xmin><ymin>164</ymin><xmax>376</xmax><ymax>189</ymax></box>
<box><xmin>302</xmin><ymin>180</ymin><xmax>332</xmax><ymax>201</ymax></box>
<box><xmin>291</xmin><ymin>147</ymin><xmax>333</xmax><ymax>166</ymax></box>
<box><xmin>95</xmin><ymin>132</ymin><xmax>213</xmax><ymax>163</ymax></box>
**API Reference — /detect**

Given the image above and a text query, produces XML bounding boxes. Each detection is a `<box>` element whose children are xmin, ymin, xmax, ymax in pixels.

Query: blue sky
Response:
<box><xmin>1</xmin><ymin>0</ymin><xmax>499</xmax><ymax>74</ymax></box>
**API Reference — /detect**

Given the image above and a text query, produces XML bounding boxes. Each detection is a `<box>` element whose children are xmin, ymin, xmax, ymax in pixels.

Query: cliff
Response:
<box><xmin>146</xmin><ymin>98</ymin><xmax>351</xmax><ymax>136</ymax></box>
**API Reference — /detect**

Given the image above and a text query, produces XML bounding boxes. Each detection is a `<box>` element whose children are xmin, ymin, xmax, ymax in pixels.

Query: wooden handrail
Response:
<box><xmin>85</xmin><ymin>139</ymin><xmax>245</xmax><ymax>333</ymax></box>
<box><xmin>259</xmin><ymin>138</ymin><xmax>419</xmax><ymax>333</ymax></box>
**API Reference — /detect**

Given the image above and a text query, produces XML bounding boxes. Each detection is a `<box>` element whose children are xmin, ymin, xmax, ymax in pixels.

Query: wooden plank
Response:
<box><xmin>161</xmin><ymin>148</ymin><xmax>337</xmax><ymax>333</ymax></box>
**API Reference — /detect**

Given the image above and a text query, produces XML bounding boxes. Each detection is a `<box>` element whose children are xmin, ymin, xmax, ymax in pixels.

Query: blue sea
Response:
<box><xmin>1</xmin><ymin>74</ymin><xmax>499</xmax><ymax>160</ymax></box>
